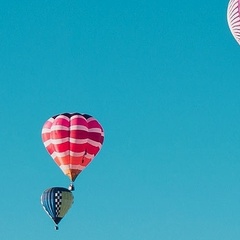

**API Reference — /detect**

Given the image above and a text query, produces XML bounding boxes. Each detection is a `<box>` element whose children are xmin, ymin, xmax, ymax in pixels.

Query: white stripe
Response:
<box><xmin>231</xmin><ymin>12</ymin><xmax>239</xmax><ymax>19</ymax></box>
<box><xmin>85</xmin><ymin>153</ymin><xmax>95</xmax><ymax>159</ymax></box>
<box><xmin>47</xmin><ymin>117</ymin><xmax>55</xmax><ymax>123</ymax></box>
<box><xmin>69</xmin><ymin>151</ymin><xmax>86</xmax><ymax>157</ymax></box>
<box><xmin>60</xmin><ymin>164</ymin><xmax>86</xmax><ymax>171</ymax></box>
<box><xmin>70</xmin><ymin>114</ymin><xmax>85</xmax><ymax>120</ymax></box>
<box><xmin>52</xmin><ymin>150</ymin><xmax>69</xmax><ymax>158</ymax></box>
<box><xmin>70</xmin><ymin>138</ymin><xmax>87</xmax><ymax>144</ymax></box>
<box><xmin>51</xmin><ymin>138</ymin><xmax>69</xmax><ymax>144</ymax></box>
<box><xmin>87</xmin><ymin>139</ymin><xmax>102</xmax><ymax>148</ymax></box>
<box><xmin>43</xmin><ymin>139</ymin><xmax>52</xmax><ymax>147</ymax></box>
<box><xmin>51</xmin><ymin>125</ymin><xmax>69</xmax><ymax>131</ymax></box>
<box><xmin>52</xmin><ymin>150</ymin><xmax>86</xmax><ymax>158</ymax></box>
<box><xmin>44</xmin><ymin>137</ymin><xmax>103</xmax><ymax>148</ymax></box>
<box><xmin>51</xmin><ymin>152</ymin><xmax>57</xmax><ymax>159</ymax></box>
<box><xmin>42</xmin><ymin>128</ymin><xmax>51</xmax><ymax>134</ymax></box>
<box><xmin>56</xmin><ymin>115</ymin><xmax>70</xmax><ymax>121</ymax></box>
<box><xmin>50</xmin><ymin>137</ymin><xmax>89</xmax><ymax>144</ymax></box>
<box><xmin>70</xmin><ymin>125</ymin><xmax>88</xmax><ymax>131</ymax></box>
<box><xmin>86</xmin><ymin>117</ymin><xmax>98</xmax><ymax>123</ymax></box>
<box><xmin>88</xmin><ymin>128</ymin><xmax>103</xmax><ymax>133</ymax></box>
<box><xmin>42</xmin><ymin>126</ymin><xmax>102</xmax><ymax>133</ymax></box>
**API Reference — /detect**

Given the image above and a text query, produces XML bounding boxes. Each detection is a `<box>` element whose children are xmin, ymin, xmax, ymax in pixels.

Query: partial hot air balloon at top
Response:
<box><xmin>42</xmin><ymin>113</ymin><xmax>104</xmax><ymax>190</ymax></box>
<box><xmin>227</xmin><ymin>0</ymin><xmax>240</xmax><ymax>44</ymax></box>
<box><xmin>41</xmin><ymin>187</ymin><xmax>74</xmax><ymax>230</ymax></box>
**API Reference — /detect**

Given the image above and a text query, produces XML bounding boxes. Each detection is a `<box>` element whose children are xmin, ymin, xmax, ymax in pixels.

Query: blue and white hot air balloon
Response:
<box><xmin>41</xmin><ymin>187</ymin><xmax>74</xmax><ymax>230</ymax></box>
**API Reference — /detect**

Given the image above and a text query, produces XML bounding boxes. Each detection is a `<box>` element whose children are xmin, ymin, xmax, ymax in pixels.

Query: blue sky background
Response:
<box><xmin>1</xmin><ymin>0</ymin><xmax>240</xmax><ymax>239</ymax></box>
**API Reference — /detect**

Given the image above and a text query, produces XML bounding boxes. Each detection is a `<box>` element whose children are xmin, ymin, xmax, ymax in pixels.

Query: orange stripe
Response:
<box><xmin>64</xmin><ymin>169</ymin><xmax>82</xmax><ymax>181</ymax></box>
<box><xmin>54</xmin><ymin>155</ymin><xmax>69</xmax><ymax>166</ymax></box>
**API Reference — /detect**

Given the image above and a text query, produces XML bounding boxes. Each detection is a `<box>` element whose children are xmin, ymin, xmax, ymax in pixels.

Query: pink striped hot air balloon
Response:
<box><xmin>227</xmin><ymin>0</ymin><xmax>240</xmax><ymax>44</ymax></box>
<box><xmin>42</xmin><ymin>113</ymin><xmax>104</xmax><ymax>190</ymax></box>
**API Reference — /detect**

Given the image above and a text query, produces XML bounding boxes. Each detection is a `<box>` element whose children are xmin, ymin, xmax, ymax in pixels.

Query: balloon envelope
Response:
<box><xmin>41</xmin><ymin>187</ymin><xmax>74</xmax><ymax>228</ymax></box>
<box><xmin>42</xmin><ymin>113</ymin><xmax>104</xmax><ymax>182</ymax></box>
<box><xmin>227</xmin><ymin>0</ymin><xmax>240</xmax><ymax>44</ymax></box>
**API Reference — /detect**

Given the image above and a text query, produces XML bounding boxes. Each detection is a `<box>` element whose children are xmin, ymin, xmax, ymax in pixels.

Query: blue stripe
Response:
<box><xmin>41</xmin><ymin>187</ymin><xmax>71</xmax><ymax>225</ymax></box>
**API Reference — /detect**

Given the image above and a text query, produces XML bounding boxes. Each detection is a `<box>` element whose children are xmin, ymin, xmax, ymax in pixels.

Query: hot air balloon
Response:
<box><xmin>41</xmin><ymin>113</ymin><xmax>104</xmax><ymax>190</ymax></box>
<box><xmin>227</xmin><ymin>0</ymin><xmax>240</xmax><ymax>44</ymax></box>
<box><xmin>41</xmin><ymin>187</ymin><xmax>74</xmax><ymax>230</ymax></box>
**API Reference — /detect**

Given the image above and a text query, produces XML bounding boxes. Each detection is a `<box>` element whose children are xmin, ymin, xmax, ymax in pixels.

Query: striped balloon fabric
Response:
<box><xmin>42</xmin><ymin>113</ymin><xmax>104</xmax><ymax>182</ymax></box>
<box><xmin>227</xmin><ymin>0</ymin><xmax>240</xmax><ymax>44</ymax></box>
<box><xmin>41</xmin><ymin>187</ymin><xmax>74</xmax><ymax>230</ymax></box>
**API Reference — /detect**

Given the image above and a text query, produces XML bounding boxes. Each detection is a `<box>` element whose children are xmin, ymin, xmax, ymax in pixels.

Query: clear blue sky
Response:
<box><xmin>1</xmin><ymin>0</ymin><xmax>240</xmax><ymax>239</ymax></box>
